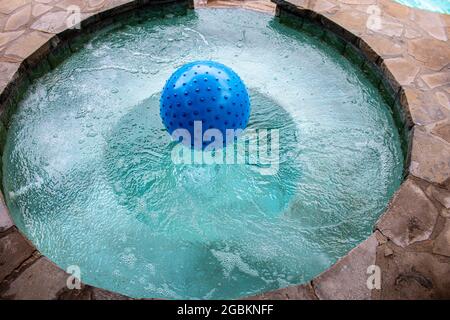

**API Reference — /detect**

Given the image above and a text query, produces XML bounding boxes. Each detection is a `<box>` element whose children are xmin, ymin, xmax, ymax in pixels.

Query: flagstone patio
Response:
<box><xmin>0</xmin><ymin>0</ymin><xmax>449</xmax><ymax>299</ymax></box>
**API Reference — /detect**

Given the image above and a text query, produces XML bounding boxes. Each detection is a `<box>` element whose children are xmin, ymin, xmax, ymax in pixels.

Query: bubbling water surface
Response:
<box><xmin>3</xmin><ymin>8</ymin><xmax>403</xmax><ymax>299</ymax></box>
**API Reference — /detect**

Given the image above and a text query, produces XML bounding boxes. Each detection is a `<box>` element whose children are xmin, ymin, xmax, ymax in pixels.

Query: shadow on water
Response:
<box><xmin>101</xmin><ymin>89</ymin><xmax>306</xmax><ymax>298</ymax></box>
<box><xmin>102</xmin><ymin>88</ymin><xmax>302</xmax><ymax>222</ymax></box>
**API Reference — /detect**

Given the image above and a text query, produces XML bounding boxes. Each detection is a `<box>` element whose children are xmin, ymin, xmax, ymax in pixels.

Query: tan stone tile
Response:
<box><xmin>377</xmin><ymin>178</ymin><xmax>439</xmax><ymax>247</ymax></box>
<box><xmin>32</xmin><ymin>3</ymin><xmax>53</xmax><ymax>17</ymax></box>
<box><xmin>30</xmin><ymin>10</ymin><xmax>73</xmax><ymax>33</ymax></box>
<box><xmin>88</xmin><ymin>0</ymin><xmax>106</xmax><ymax>6</ymax></box>
<box><xmin>379</xmin><ymin>0</ymin><xmax>410</xmax><ymax>20</ymax></box>
<box><xmin>312</xmin><ymin>234</ymin><xmax>378</xmax><ymax>300</ymax></box>
<box><xmin>376</xmin><ymin>244</ymin><xmax>450</xmax><ymax>299</ymax></box>
<box><xmin>340</xmin><ymin>3</ymin><xmax>371</xmax><ymax>13</ymax></box>
<box><xmin>5</xmin><ymin>31</ymin><xmax>53</xmax><ymax>59</ymax></box>
<box><xmin>4</xmin><ymin>4</ymin><xmax>31</xmax><ymax>31</ymax></box>
<box><xmin>408</xmin><ymin>38</ymin><xmax>450</xmax><ymax>71</ymax></box>
<box><xmin>383</xmin><ymin>57</ymin><xmax>420</xmax><ymax>87</ymax></box>
<box><xmin>286</xmin><ymin>0</ymin><xmax>310</xmax><ymax>8</ymax></box>
<box><xmin>194</xmin><ymin>0</ymin><xmax>207</xmax><ymax>6</ymax></box>
<box><xmin>420</xmin><ymin>71</ymin><xmax>450</xmax><ymax>89</ymax></box>
<box><xmin>410</xmin><ymin>127</ymin><xmax>450</xmax><ymax>184</ymax></box>
<box><xmin>330</xmin><ymin>9</ymin><xmax>368</xmax><ymax>35</ymax></box>
<box><xmin>56</xmin><ymin>0</ymin><xmax>107</xmax><ymax>12</ymax></box>
<box><xmin>0</xmin><ymin>257</ymin><xmax>68</xmax><ymax>299</ymax></box>
<box><xmin>0</xmin><ymin>60</ymin><xmax>20</xmax><ymax>84</ymax></box>
<box><xmin>433</xmin><ymin>219</ymin><xmax>450</xmax><ymax>257</ymax></box>
<box><xmin>442</xmin><ymin>12</ymin><xmax>450</xmax><ymax>27</ymax></box>
<box><xmin>0</xmin><ymin>30</ymin><xmax>24</xmax><ymax>47</ymax></box>
<box><xmin>0</xmin><ymin>0</ymin><xmax>29</xmax><ymax>15</ymax></box>
<box><xmin>404</xmin><ymin>26</ymin><xmax>422</xmax><ymax>39</ymax></box>
<box><xmin>435</xmin><ymin>90</ymin><xmax>449</xmax><ymax>109</ymax></box>
<box><xmin>0</xmin><ymin>13</ymin><xmax>7</xmax><ymax>28</ymax></box>
<box><xmin>376</xmin><ymin>18</ymin><xmax>404</xmax><ymax>37</ymax></box>
<box><xmin>403</xmin><ymin>88</ymin><xmax>449</xmax><ymax>126</ymax></box>
<box><xmin>360</xmin><ymin>35</ymin><xmax>403</xmax><ymax>61</ymax></box>
<box><xmin>411</xmin><ymin>9</ymin><xmax>447</xmax><ymax>41</ymax></box>
<box><xmin>55</xmin><ymin>0</ymin><xmax>88</xmax><ymax>11</ymax></box>
<box><xmin>103</xmin><ymin>0</ymin><xmax>135</xmax><ymax>11</ymax></box>
<box><xmin>242</xmin><ymin>1</ymin><xmax>276</xmax><ymax>13</ymax></box>
<box><xmin>340</xmin><ymin>0</ymin><xmax>375</xmax><ymax>4</ymax></box>
<box><xmin>0</xmin><ymin>230</ymin><xmax>35</xmax><ymax>282</ymax></box>
<box><xmin>428</xmin><ymin>185</ymin><xmax>450</xmax><ymax>209</ymax></box>
<box><xmin>430</xmin><ymin>121</ymin><xmax>450</xmax><ymax>144</ymax></box>
<box><xmin>312</xmin><ymin>0</ymin><xmax>337</xmax><ymax>13</ymax></box>
<box><xmin>86</xmin><ymin>0</ymin><xmax>108</xmax><ymax>11</ymax></box>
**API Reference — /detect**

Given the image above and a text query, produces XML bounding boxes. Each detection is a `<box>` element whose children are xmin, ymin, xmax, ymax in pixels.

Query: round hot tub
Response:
<box><xmin>2</xmin><ymin>7</ymin><xmax>404</xmax><ymax>299</ymax></box>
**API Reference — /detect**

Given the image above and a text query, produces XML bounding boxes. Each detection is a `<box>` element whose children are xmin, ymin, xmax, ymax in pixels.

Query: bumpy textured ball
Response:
<box><xmin>160</xmin><ymin>61</ymin><xmax>250</xmax><ymax>148</ymax></box>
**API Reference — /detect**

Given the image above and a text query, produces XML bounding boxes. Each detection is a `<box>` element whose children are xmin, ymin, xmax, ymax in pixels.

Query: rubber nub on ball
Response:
<box><xmin>160</xmin><ymin>61</ymin><xmax>250</xmax><ymax>149</ymax></box>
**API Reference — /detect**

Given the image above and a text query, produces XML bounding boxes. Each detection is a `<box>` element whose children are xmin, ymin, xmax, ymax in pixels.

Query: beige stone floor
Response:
<box><xmin>0</xmin><ymin>0</ymin><xmax>449</xmax><ymax>300</ymax></box>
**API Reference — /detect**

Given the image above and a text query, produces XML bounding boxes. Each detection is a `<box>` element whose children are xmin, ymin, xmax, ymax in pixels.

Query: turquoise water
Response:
<box><xmin>395</xmin><ymin>0</ymin><xmax>450</xmax><ymax>14</ymax></box>
<box><xmin>3</xmin><ymin>8</ymin><xmax>403</xmax><ymax>299</ymax></box>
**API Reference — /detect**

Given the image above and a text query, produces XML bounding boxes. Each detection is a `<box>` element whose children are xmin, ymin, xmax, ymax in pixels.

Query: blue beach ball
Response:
<box><xmin>160</xmin><ymin>61</ymin><xmax>250</xmax><ymax>149</ymax></box>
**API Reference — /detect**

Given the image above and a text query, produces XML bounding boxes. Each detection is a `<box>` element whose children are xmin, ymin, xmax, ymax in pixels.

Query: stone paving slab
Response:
<box><xmin>0</xmin><ymin>229</ymin><xmax>35</xmax><ymax>283</ymax></box>
<box><xmin>312</xmin><ymin>233</ymin><xmax>379</xmax><ymax>300</ymax></box>
<box><xmin>375</xmin><ymin>240</ymin><xmax>450</xmax><ymax>299</ymax></box>
<box><xmin>433</xmin><ymin>219</ymin><xmax>450</xmax><ymax>257</ymax></box>
<box><xmin>376</xmin><ymin>178</ymin><xmax>440</xmax><ymax>248</ymax></box>
<box><xmin>410</xmin><ymin>127</ymin><xmax>450</xmax><ymax>185</ymax></box>
<box><xmin>195</xmin><ymin>0</ymin><xmax>276</xmax><ymax>12</ymax></box>
<box><xmin>0</xmin><ymin>256</ymin><xmax>68</xmax><ymax>299</ymax></box>
<box><xmin>0</xmin><ymin>0</ymin><xmax>448</xmax><ymax>300</ymax></box>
